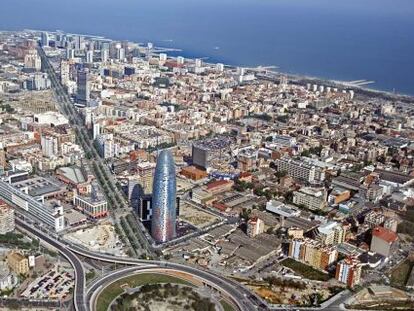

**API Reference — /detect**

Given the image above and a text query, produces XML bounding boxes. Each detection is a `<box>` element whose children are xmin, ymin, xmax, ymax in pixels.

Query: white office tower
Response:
<box><xmin>41</xmin><ymin>32</ymin><xmax>49</xmax><ymax>47</ymax></box>
<box><xmin>177</xmin><ymin>56</ymin><xmax>185</xmax><ymax>65</ymax></box>
<box><xmin>66</xmin><ymin>47</ymin><xmax>75</xmax><ymax>60</ymax></box>
<box><xmin>216</xmin><ymin>63</ymin><xmax>224</xmax><ymax>72</ymax></box>
<box><xmin>86</xmin><ymin>50</ymin><xmax>94</xmax><ymax>63</ymax></box>
<box><xmin>159</xmin><ymin>53</ymin><xmax>167</xmax><ymax>63</ymax></box>
<box><xmin>75</xmin><ymin>36</ymin><xmax>85</xmax><ymax>51</ymax></box>
<box><xmin>93</xmin><ymin>122</ymin><xmax>100</xmax><ymax>140</ymax></box>
<box><xmin>101</xmin><ymin>49</ymin><xmax>109</xmax><ymax>62</ymax></box>
<box><xmin>88</xmin><ymin>41</ymin><xmax>95</xmax><ymax>51</ymax></box>
<box><xmin>60</xmin><ymin>60</ymin><xmax>70</xmax><ymax>86</ymax></box>
<box><xmin>116</xmin><ymin>47</ymin><xmax>125</xmax><ymax>61</ymax></box>
<box><xmin>195</xmin><ymin>58</ymin><xmax>202</xmax><ymax>68</ymax></box>
<box><xmin>147</xmin><ymin>42</ymin><xmax>153</xmax><ymax>58</ymax></box>
<box><xmin>41</xmin><ymin>135</ymin><xmax>58</xmax><ymax>158</ymax></box>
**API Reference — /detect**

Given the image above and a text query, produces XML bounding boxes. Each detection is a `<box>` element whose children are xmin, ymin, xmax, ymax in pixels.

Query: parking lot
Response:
<box><xmin>21</xmin><ymin>269</ymin><xmax>73</xmax><ymax>300</ymax></box>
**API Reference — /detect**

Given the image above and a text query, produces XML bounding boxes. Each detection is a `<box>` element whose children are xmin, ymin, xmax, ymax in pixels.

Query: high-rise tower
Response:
<box><xmin>151</xmin><ymin>150</ymin><xmax>176</xmax><ymax>243</ymax></box>
<box><xmin>76</xmin><ymin>68</ymin><xmax>90</xmax><ymax>105</ymax></box>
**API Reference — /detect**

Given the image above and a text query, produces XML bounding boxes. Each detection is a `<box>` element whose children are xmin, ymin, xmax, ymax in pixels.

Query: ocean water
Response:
<box><xmin>1</xmin><ymin>0</ymin><xmax>414</xmax><ymax>95</ymax></box>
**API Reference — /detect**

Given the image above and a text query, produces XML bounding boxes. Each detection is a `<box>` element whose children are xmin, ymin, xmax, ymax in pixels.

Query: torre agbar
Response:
<box><xmin>151</xmin><ymin>149</ymin><xmax>177</xmax><ymax>243</ymax></box>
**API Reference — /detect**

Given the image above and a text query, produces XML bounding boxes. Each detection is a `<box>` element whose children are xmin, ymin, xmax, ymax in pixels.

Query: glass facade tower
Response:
<box><xmin>151</xmin><ymin>150</ymin><xmax>177</xmax><ymax>243</ymax></box>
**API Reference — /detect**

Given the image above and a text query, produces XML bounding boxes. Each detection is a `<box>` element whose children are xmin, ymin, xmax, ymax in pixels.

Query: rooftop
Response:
<box><xmin>372</xmin><ymin>226</ymin><xmax>398</xmax><ymax>243</ymax></box>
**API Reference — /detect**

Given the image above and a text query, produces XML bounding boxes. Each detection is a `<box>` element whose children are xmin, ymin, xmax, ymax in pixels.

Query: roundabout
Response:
<box><xmin>88</xmin><ymin>266</ymin><xmax>237</xmax><ymax>311</ymax></box>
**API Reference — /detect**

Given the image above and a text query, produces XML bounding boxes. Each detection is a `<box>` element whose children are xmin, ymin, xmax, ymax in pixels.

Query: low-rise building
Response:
<box><xmin>287</xmin><ymin>227</ymin><xmax>304</xmax><ymax>239</ymax></box>
<box><xmin>7</xmin><ymin>251</ymin><xmax>29</xmax><ymax>275</ymax></box>
<box><xmin>0</xmin><ymin>262</ymin><xmax>17</xmax><ymax>291</ymax></box>
<box><xmin>247</xmin><ymin>217</ymin><xmax>265</xmax><ymax>237</ymax></box>
<box><xmin>73</xmin><ymin>182</ymin><xmax>108</xmax><ymax>219</ymax></box>
<box><xmin>180</xmin><ymin>166</ymin><xmax>208</xmax><ymax>181</ymax></box>
<box><xmin>365</xmin><ymin>211</ymin><xmax>385</xmax><ymax>228</ymax></box>
<box><xmin>328</xmin><ymin>187</ymin><xmax>351</xmax><ymax>205</ymax></box>
<box><xmin>293</xmin><ymin>187</ymin><xmax>327</xmax><ymax>211</ymax></box>
<box><xmin>275</xmin><ymin>157</ymin><xmax>325</xmax><ymax>183</ymax></box>
<box><xmin>205</xmin><ymin>179</ymin><xmax>234</xmax><ymax>195</ymax></box>
<box><xmin>317</xmin><ymin>221</ymin><xmax>345</xmax><ymax>246</ymax></box>
<box><xmin>266</xmin><ymin>200</ymin><xmax>300</xmax><ymax>218</ymax></box>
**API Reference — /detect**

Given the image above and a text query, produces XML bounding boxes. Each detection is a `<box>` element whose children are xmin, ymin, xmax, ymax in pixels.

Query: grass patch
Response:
<box><xmin>281</xmin><ymin>258</ymin><xmax>331</xmax><ymax>281</ymax></box>
<box><xmin>86</xmin><ymin>270</ymin><xmax>96</xmax><ymax>282</ymax></box>
<box><xmin>0</xmin><ymin>232</ymin><xmax>39</xmax><ymax>250</ymax></box>
<box><xmin>220</xmin><ymin>299</ymin><xmax>236</xmax><ymax>311</ymax></box>
<box><xmin>390</xmin><ymin>259</ymin><xmax>414</xmax><ymax>287</ymax></box>
<box><xmin>96</xmin><ymin>273</ymin><xmax>193</xmax><ymax>311</ymax></box>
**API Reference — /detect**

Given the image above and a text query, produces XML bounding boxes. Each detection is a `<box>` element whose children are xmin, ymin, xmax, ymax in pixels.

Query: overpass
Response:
<box><xmin>17</xmin><ymin>219</ymin><xmax>87</xmax><ymax>311</ymax></box>
<box><xmin>16</xmin><ymin>218</ymin><xmax>260</xmax><ymax>311</ymax></box>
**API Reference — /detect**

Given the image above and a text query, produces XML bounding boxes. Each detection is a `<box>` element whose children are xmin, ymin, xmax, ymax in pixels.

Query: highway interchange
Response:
<box><xmin>16</xmin><ymin>217</ymin><xmax>260</xmax><ymax>311</ymax></box>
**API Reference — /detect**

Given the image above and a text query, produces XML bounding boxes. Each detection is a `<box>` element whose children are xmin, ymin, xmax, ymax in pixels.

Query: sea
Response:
<box><xmin>1</xmin><ymin>0</ymin><xmax>414</xmax><ymax>95</ymax></box>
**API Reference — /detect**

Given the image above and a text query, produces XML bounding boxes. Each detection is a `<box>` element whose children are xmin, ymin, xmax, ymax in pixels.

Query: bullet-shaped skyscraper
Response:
<box><xmin>151</xmin><ymin>150</ymin><xmax>177</xmax><ymax>243</ymax></box>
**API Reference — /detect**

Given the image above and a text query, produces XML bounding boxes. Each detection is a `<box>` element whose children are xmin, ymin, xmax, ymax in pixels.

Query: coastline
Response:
<box><xmin>12</xmin><ymin>28</ymin><xmax>414</xmax><ymax>102</ymax></box>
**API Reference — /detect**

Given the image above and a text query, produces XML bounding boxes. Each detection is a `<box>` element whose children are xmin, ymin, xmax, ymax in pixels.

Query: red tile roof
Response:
<box><xmin>206</xmin><ymin>179</ymin><xmax>232</xmax><ymax>190</ymax></box>
<box><xmin>372</xmin><ymin>226</ymin><xmax>398</xmax><ymax>243</ymax></box>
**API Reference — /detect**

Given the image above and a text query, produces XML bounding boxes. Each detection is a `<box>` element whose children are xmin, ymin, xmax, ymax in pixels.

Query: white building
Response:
<box><xmin>86</xmin><ymin>50</ymin><xmax>94</xmax><ymax>63</ymax></box>
<box><xmin>275</xmin><ymin>157</ymin><xmax>325</xmax><ymax>183</ymax></box>
<box><xmin>0</xmin><ymin>202</ymin><xmax>15</xmax><ymax>234</ymax></box>
<box><xmin>34</xmin><ymin>111</ymin><xmax>69</xmax><ymax>127</ymax></box>
<box><xmin>41</xmin><ymin>135</ymin><xmax>58</xmax><ymax>158</ymax></box>
<box><xmin>317</xmin><ymin>221</ymin><xmax>345</xmax><ymax>245</ymax></box>
<box><xmin>0</xmin><ymin>263</ymin><xmax>17</xmax><ymax>291</ymax></box>
<box><xmin>266</xmin><ymin>200</ymin><xmax>300</xmax><ymax>218</ymax></box>
<box><xmin>293</xmin><ymin>187</ymin><xmax>327</xmax><ymax>211</ymax></box>
<box><xmin>0</xmin><ymin>181</ymin><xmax>64</xmax><ymax>232</ymax></box>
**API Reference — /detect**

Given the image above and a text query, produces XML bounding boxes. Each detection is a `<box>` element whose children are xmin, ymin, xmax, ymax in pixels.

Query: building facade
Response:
<box><xmin>275</xmin><ymin>157</ymin><xmax>325</xmax><ymax>183</ymax></box>
<box><xmin>370</xmin><ymin>226</ymin><xmax>398</xmax><ymax>257</ymax></box>
<box><xmin>335</xmin><ymin>256</ymin><xmax>362</xmax><ymax>288</ymax></box>
<box><xmin>151</xmin><ymin>150</ymin><xmax>177</xmax><ymax>243</ymax></box>
<box><xmin>288</xmin><ymin>238</ymin><xmax>338</xmax><ymax>271</ymax></box>
<box><xmin>293</xmin><ymin>187</ymin><xmax>327</xmax><ymax>211</ymax></box>
<box><xmin>0</xmin><ymin>201</ymin><xmax>15</xmax><ymax>234</ymax></box>
<box><xmin>247</xmin><ymin>217</ymin><xmax>265</xmax><ymax>237</ymax></box>
<box><xmin>76</xmin><ymin>68</ymin><xmax>90</xmax><ymax>105</ymax></box>
<box><xmin>7</xmin><ymin>252</ymin><xmax>29</xmax><ymax>275</ymax></box>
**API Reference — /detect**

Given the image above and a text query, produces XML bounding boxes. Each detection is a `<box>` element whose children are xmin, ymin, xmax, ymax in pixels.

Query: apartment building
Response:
<box><xmin>335</xmin><ymin>256</ymin><xmax>362</xmax><ymax>288</ymax></box>
<box><xmin>275</xmin><ymin>157</ymin><xmax>325</xmax><ymax>183</ymax></box>
<box><xmin>288</xmin><ymin>238</ymin><xmax>338</xmax><ymax>271</ymax></box>
<box><xmin>293</xmin><ymin>187</ymin><xmax>327</xmax><ymax>211</ymax></box>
